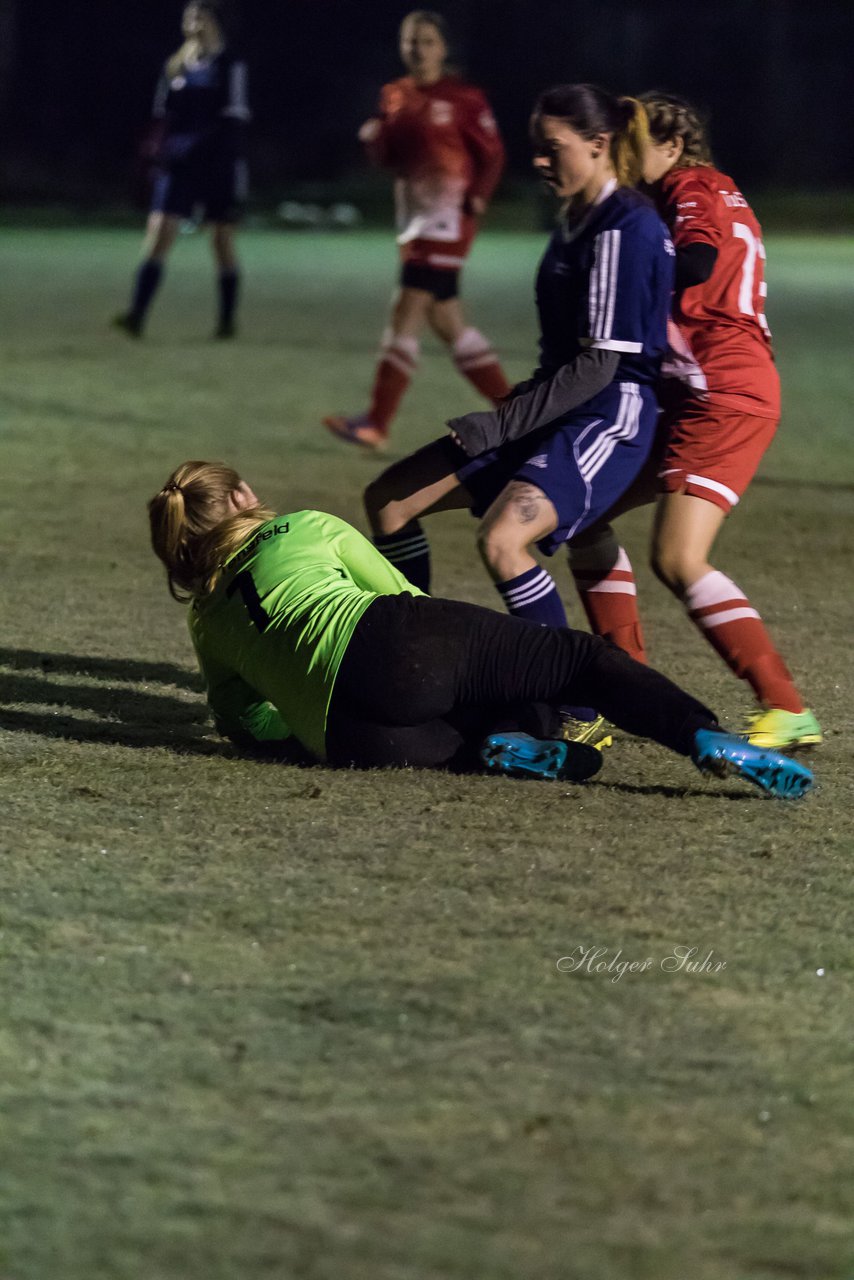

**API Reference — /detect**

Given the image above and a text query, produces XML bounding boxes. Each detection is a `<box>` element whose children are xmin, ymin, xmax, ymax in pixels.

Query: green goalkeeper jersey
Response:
<box><xmin>189</xmin><ymin>510</ymin><xmax>424</xmax><ymax>760</ymax></box>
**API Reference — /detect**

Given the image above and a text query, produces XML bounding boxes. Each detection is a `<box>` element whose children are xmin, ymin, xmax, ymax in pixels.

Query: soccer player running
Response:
<box><xmin>324</xmin><ymin>10</ymin><xmax>510</xmax><ymax>451</ymax></box>
<box><xmin>564</xmin><ymin>93</ymin><xmax>821</xmax><ymax>750</ymax></box>
<box><xmin>114</xmin><ymin>1</ymin><xmax>250</xmax><ymax>339</ymax></box>
<box><xmin>147</xmin><ymin>460</ymin><xmax>812</xmax><ymax>798</ymax></box>
<box><xmin>364</xmin><ymin>83</ymin><xmax>673</xmax><ymax>745</ymax></box>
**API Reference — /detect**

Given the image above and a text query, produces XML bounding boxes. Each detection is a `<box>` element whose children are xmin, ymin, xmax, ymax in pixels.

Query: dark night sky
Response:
<box><xmin>1</xmin><ymin>0</ymin><xmax>853</xmax><ymax>203</ymax></box>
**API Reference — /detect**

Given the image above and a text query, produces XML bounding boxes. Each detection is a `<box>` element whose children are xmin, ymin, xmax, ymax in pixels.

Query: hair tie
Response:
<box><xmin>164</xmin><ymin>481</ymin><xmax>182</xmax><ymax>494</ymax></box>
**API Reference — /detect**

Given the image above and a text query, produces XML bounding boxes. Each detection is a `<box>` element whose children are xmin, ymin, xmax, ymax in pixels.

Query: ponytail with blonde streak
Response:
<box><xmin>534</xmin><ymin>84</ymin><xmax>648</xmax><ymax>188</ymax></box>
<box><xmin>612</xmin><ymin>96</ymin><xmax>649</xmax><ymax>187</ymax></box>
<box><xmin>148</xmin><ymin>460</ymin><xmax>275</xmax><ymax>601</ymax></box>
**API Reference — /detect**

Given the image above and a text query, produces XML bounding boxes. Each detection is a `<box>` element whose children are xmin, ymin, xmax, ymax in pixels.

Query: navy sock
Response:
<box><xmin>496</xmin><ymin>566</ymin><xmax>567</xmax><ymax>627</ymax></box>
<box><xmin>374</xmin><ymin>524</ymin><xmax>431</xmax><ymax>593</ymax></box>
<box><xmin>130</xmin><ymin>258</ymin><xmax>163</xmax><ymax>322</ymax></box>
<box><xmin>218</xmin><ymin>269</ymin><xmax>239</xmax><ymax>329</ymax></box>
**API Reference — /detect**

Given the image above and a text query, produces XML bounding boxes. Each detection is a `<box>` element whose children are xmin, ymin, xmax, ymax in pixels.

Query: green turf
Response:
<box><xmin>0</xmin><ymin>228</ymin><xmax>852</xmax><ymax>1280</ymax></box>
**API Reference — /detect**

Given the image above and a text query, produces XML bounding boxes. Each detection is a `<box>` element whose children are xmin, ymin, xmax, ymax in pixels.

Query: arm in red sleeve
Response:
<box><xmin>459</xmin><ymin>88</ymin><xmax>505</xmax><ymax>205</ymax></box>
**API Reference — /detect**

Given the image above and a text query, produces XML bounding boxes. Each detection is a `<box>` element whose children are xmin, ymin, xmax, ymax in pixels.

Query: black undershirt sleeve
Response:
<box><xmin>447</xmin><ymin>347</ymin><xmax>621</xmax><ymax>457</ymax></box>
<box><xmin>675</xmin><ymin>241</ymin><xmax>718</xmax><ymax>293</ymax></box>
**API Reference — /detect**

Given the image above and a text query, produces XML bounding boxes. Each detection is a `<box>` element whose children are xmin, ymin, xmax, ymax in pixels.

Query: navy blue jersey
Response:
<box><xmin>535</xmin><ymin>181</ymin><xmax>674</xmax><ymax>387</ymax></box>
<box><xmin>153</xmin><ymin>49</ymin><xmax>250</xmax><ymax>167</ymax></box>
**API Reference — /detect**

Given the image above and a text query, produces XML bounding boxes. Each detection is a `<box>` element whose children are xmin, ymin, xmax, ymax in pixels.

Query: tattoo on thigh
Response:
<box><xmin>510</xmin><ymin>483</ymin><xmax>546</xmax><ymax>525</ymax></box>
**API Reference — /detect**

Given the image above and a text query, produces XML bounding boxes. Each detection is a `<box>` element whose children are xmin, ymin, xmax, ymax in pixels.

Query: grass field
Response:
<box><xmin>0</xmin><ymin>226</ymin><xmax>853</xmax><ymax>1280</ymax></box>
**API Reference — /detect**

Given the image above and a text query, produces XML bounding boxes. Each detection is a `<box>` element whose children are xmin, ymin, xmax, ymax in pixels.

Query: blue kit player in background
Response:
<box><xmin>365</xmin><ymin>84</ymin><xmax>674</xmax><ymax>744</ymax></box>
<box><xmin>114</xmin><ymin>1</ymin><xmax>250</xmax><ymax>339</ymax></box>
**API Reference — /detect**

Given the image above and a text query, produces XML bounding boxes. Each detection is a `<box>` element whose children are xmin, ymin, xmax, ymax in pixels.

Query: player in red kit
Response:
<box><xmin>565</xmin><ymin>93</ymin><xmax>820</xmax><ymax>750</ymax></box>
<box><xmin>324</xmin><ymin>10</ymin><xmax>510</xmax><ymax>451</ymax></box>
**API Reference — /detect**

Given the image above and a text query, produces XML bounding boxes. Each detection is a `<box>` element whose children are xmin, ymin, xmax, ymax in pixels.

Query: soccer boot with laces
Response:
<box><xmin>481</xmin><ymin>732</ymin><xmax>604</xmax><ymax>783</ymax></box>
<box><xmin>558</xmin><ymin>711</ymin><xmax>613</xmax><ymax>751</ymax></box>
<box><xmin>323</xmin><ymin>413</ymin><xmax>387</xmax><ymax>452</ymax></box>
<box><xmin>692</xmin><ymin>728</ymin><xmax>814</xmax><ymax>800</ymax></box>
<box><xmin>743</xmin><ymin>707</ymin><xmax>822</xmax><ymax>750</ymax></box>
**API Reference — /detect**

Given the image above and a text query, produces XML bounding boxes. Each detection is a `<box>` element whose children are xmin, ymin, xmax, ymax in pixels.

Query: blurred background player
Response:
<box><xmin>364</xmin><ymin>84</ymin><xmax>673</xmax><ymax>745</ymax></box>
<box><xmin>324</xmin><ymin>9</ymin><xmax>510</xmax><ymax>451</ymax></box>
<box><xmin>146</xmin><ymin>459</ymin><xmax>812</xmax><ymax>799</ymax></box>
<box><xmin>113</xmin><ymin>1</ymin><xmax>250</xmax><ymax>339</ymax></box>
<box><xmin>564</xmin><ymin>92</ymin><xmax>821</xmax><ymax>750</ymax></box>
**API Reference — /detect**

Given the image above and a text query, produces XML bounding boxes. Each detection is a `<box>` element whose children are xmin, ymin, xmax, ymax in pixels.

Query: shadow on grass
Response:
<box><xmin>0</xmin><ymin>647</ymin><xmax>202</xmax><ymax>690</ymax></box>
<box><xmin>587</xmin><ymin>778</ymin><xmax>756</xmax><ymax>802</ymax></box>
<box><xmin>0</xmin><ymin>647</ymin><xmax>225</xmax><ymax>756</ymax></box>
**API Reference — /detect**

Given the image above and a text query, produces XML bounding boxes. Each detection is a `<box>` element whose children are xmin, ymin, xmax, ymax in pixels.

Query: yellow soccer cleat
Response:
<box><xmin>558</xmin><ymin>712</ymin><xmax>613</xmax><ymax>752</ymax></box>
<box><xmin>744</xmin><ymin>708</ymin><xmax>822</xmax><ymax>750</ymax></box>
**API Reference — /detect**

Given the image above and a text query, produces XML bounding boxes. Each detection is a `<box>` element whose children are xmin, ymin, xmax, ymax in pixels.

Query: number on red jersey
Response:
<box><xmin>732</xmin><ymin>222</ymin><xmax>771</xmax><ymax>334</ymax></box>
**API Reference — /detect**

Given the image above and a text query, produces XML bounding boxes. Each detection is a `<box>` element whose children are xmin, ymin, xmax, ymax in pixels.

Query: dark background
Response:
<box><xmin>1</xmin><ymin>0</ymin><xmax>852</xmax><ymax>205</ymax></box>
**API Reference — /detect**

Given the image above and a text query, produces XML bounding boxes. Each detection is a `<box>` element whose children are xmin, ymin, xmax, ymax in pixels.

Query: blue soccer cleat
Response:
<box><xmin>692</xmin><ymin>729</ymin><xmax>814</xmax><ymax>800</ymax></box>
<box><xmin>481</xmin><ymin>732</ymin><xmax>603</xmax><ymax>783</ymax></box>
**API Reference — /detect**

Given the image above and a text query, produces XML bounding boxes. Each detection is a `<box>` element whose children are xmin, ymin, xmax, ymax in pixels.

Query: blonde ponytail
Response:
<box><xmin>610</xmin><ymin>97</ymin><xmax>649</xmax><ymax>187</ymax></box>
<box><xmin>148</xmin><ymin>461</ymin><xmax>275</xmax><ymax>601</ymax></box>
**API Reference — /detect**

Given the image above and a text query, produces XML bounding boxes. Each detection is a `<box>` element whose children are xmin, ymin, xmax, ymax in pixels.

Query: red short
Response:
<box><xmin>658</xmin><ymin>393</ymin><xmax>778</xmax><ymax>513</ymax></box>
<box><xmin>398</xmin><ymin>214</ymin><xmax>477</xmax><ymax>272</ymax></box>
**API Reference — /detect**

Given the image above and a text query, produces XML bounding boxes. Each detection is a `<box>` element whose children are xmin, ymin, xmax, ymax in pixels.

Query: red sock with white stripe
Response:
<box><xmin>683</xmin><ymin>570</ymin><xmax>803</xmax><ymax>712</ymax></box>
<box><xmin>368</xmin><ymin>331</ymin><xmax>420</xmax><ymax>434</ymax></box>
<box><xmin>452</xmin><ymin>327</ymin><xmax>511</xmax><ymax>405</ymax></box>
<box><xmin>568</xmin><ymin>530</ymin><xmax>646</xmax><ymax>662</ymax></box>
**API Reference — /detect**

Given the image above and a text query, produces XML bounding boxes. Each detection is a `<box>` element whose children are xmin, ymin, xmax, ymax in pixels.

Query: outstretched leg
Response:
<box><xmin>327</xmin><ymin>594</ymin><xmax>813</xmax><ymax>795</ymax></box>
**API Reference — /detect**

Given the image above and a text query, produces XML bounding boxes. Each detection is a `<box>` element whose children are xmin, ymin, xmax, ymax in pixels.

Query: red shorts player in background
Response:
<box><xmin>565</xmin><ymin>93</ymin><xmax>821</xmax><ymax>750</ymax></box>
<box><xmin>324</xmin><ymin>10</ymin><xmax>510</xmax><ymax>451</ymax></box>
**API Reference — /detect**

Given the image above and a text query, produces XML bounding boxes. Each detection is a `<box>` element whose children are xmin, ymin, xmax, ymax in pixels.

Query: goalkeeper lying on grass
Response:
<box><xmin>147</xmin><ymin>460</ymin><xmax>813</xmax><ymax>799</ymax></box>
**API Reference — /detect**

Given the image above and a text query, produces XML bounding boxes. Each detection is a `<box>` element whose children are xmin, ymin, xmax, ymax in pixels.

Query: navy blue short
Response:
<box><xmin>457</xmin><ymin>381</ymin><xmax>658</xmax><ymax>555</ymax></box>
<box><xmin>151</xmin><ymin>156</ymin><xmax>248</xmax><ymax>224</ymax></box>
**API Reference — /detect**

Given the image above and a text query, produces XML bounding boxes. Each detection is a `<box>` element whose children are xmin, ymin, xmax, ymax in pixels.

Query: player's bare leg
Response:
<box><xmin>364</xmin><ymin>437</ymin><xmax>472</xmax><ymax>591</ymax></box>
<box><xmin>324</xmin><ymin>286</ymin><xmax>432</xmax><ymax>449</ymax></box>
<box><xmin>142</xmin><ymin>212</ymin><xmax>182</xmax><ymax>261</ymax></box>
<box><xmin>652</xmin><ymin>490</ymin><xmax>819</xmax><ymax>746</ymax></box>
<box><xmin>480</xmin><ymin>482</ymin><xmax>616</xmax><ymax>747</ymax></box>
<box><xmin>477</xmin><ymin>481</ymin><xmax>559</xmax><ymax>587</ymax></box>
<box><xmin>429</xmin><ymin>296</ymin><xmax>511</xmax><ymax>405</ymax></box>
<box><xmin>365</xmin><ymin>438</ymin><xmax>469</xmax><ymax>533</ymax></box>
<box><xmin>651</xmin><ymin>489</ymin><xmax>725</xmax><ymax>592</ymax></box>
<box><xmin>210</xmin><ymin>221</ymin><xmax>240</xmax><ymax>338</ymax></box>
<box><xmin>114</xmin><ymin>213</ymin><xmax>181</xmax><ymax>337</ymax></box>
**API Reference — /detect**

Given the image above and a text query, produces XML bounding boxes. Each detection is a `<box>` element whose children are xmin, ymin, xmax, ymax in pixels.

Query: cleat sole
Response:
<box><xmin>481</xmin><ymin>733</ymin><xmax>603</xmax><ymax>783</ymax></box>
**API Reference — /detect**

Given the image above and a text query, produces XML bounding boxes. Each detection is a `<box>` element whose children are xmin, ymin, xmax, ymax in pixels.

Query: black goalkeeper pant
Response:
<box><xmin>325</xmin><ymin>593</ymin><xmax>716</xmax><ymax>771</ymax></box>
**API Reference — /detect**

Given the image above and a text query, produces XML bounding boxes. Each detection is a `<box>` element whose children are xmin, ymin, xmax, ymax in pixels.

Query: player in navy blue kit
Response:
<box><xmin>114</xmin><ymin>1</ymin><xmax>250</xmax><ymax>338</ymax></box>
<box><xmin>365</xmin><ymin>84</ymin><xmax>673</xmax><ymax>743</ymax></box>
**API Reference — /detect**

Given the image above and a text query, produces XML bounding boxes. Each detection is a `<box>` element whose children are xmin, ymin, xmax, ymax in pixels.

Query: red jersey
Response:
<box><xmin>656</xmin><ymin>166</ymin><xmax>780</xmax><ymax>420</ymax></box>
<box><xmin>366</xmin><ymin>75</ymin><xmax>504</xmax><ymax>250</ymax></box>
